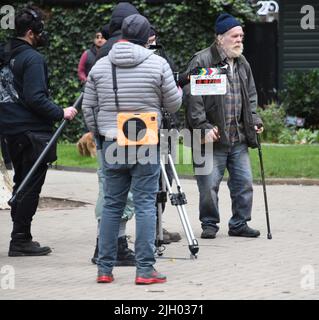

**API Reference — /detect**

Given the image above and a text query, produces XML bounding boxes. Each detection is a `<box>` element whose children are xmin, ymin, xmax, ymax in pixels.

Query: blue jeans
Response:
<box><xmin>98</xmin><ymin>141</ymin><xmax>160</xmax><ymax>275</ymax></box>
<box><xmin>95</xmin><ymin>148</ymin><xmax>134</xmax><ymax>221</ymax></box>
<box><xmin>194</xmin><ymin>142</ymin><xmax>253</xmax><ymax>231</ymax></box>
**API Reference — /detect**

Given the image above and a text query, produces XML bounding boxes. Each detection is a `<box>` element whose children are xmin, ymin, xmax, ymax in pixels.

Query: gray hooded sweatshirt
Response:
<box><xmin>82</xmin><ymin>41</ymin><xmax>182</xmax><ymax>139</ymax></box>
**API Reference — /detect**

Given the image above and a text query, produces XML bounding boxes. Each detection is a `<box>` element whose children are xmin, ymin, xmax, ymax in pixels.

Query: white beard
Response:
<box><xmin>224</xmin><ymin>44</ymin><xmax>244</xmax><ymax>59</ymax></box>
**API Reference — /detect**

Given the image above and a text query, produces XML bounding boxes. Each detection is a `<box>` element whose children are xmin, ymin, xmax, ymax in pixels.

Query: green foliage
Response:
<box><xmin>293</xmin><ymin>128</ymin><xmax>318</xmax><ymax>145</ymax></box>
<box><xmin>132</xmin><ymin>0</ymin><xmax>255</xmax><ymax>70</ymax></box>
<box><xmin>281</xmin><ymin>70</ymin><xmax>319</xmax><ymax>129</ymax></box>
<box><xmin>249</xmin><ymin>144</ymin><xmax>319</xmax><ymax>179</ymax></box>
<box><xmin>278</xmin><ymin>127</ymin><xmax>319</xmax><ymax>144</ymax></box>
<box><xmin>1</xmin><ymin>1</ymin><xmax>255</xmax><ymax>142</ymax></box>
<box><xmin>257</xmin><ymin>102</ymin><xmax>286</xmax><ymax>142</ymax></box>
<box><xmin>278</xmin><ymin>128</ymin><xmax>295</xmax><ymax>144</ymax></box>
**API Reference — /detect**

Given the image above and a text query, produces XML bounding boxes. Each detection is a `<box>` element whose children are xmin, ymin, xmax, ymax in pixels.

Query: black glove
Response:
<box><xmin>189</xmin><ymin>67</ymin><xmax>203</xmax><ymax>76</ymax></box>
<box><xmin>177</xmin><ymin>68</ymin><xmax>202</xmax><ymax>88</ymax></box>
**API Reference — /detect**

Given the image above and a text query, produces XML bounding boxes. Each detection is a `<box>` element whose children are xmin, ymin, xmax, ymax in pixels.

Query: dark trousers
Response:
<box><xmin>193</xmin><ymin>142</ymin><xmax>253</xmax><ymax>231</ymax></box>
<box><xmin>5</xmin><ymin>133</ymin><xmax>48</xmax><ymax>241</ymax></box>
<box><xmin>0</xmin><ymin>135</ymin><xmax>11</xmax><ymax>165</ymax></box>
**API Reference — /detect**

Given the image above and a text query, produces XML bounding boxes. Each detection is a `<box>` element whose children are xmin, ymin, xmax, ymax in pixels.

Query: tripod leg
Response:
<box><xmin>155</xmin><ymin>170</ymin><xmax>166</xmax><ymax>256</ymax></box>
<box><xmin>160</xmin><ymin>156</ymin><xmax>199</xmax><ymax>258</ymax></box>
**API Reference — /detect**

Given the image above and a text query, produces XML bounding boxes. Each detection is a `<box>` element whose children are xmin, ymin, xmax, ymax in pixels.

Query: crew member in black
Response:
<box><xmin>0</xmin><ymin>6</ymin><xmax>77</xmax><ymax>256</ymax></box>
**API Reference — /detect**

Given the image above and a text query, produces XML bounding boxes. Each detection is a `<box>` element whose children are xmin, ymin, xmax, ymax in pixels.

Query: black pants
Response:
<box><xmin>5</xmin><ymin>133</ymin><xmax>48</xmax><ymax>241</ymax></box>
<box><xmin>0</xmin><ymin>135</ymin><xmax>11</xmax><ymax>165</ymax></box>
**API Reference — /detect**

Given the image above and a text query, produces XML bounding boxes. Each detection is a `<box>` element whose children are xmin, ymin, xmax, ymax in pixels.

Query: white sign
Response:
<box><xmin>190</xmin><ymin>74</ymin><xmax>227</xmax><ymax>96</ymax></box>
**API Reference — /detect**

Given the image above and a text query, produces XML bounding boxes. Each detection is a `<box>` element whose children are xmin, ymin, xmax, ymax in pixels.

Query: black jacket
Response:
<box><xmin>0</xmin><ymin>38</ymin><xmax>64</xmax><ymax>135</ymax></box>
<box><xmin>183</xmin><ymin>42</ymin><xmax>262</xmax><ymax>149</ymax></box>
<box><xmin>84</xmin><ymin>45</ymin><xmax>98</xmax><ymax>76</ymax></box>
<box><xmin>95</xmin><ymin>2</ymin><xmax>139</xmax><ymax>61</ymax></box>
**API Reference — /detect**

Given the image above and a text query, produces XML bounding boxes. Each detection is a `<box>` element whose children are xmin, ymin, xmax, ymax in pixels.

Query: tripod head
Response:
<box><xmin>161</xmin><ymin>108</ymin><xmax>175</xmax><ymax>131</ymax></box>
<box><xmin>160</xmin><ymin>108</ymin><xmax>175</xmax><ymax>155</ymax></box>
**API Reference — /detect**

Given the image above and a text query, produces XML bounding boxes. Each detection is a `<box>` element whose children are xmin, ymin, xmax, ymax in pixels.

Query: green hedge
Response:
<box><xmin>1</xmin><ymin>1</ymin><xmax>255</xmax><ymax>142</ymax></box>
<box><xmin>281</xmin><ymin>70</ymin><xmax>319</xmax><ymax>129</ymax></box>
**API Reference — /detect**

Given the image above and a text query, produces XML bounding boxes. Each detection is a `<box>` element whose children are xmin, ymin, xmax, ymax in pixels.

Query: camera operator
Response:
<box><xmin>82</xmin><ymin>14</ymin><xmax>181</xmax><ymax>284</ymax></box>
<box><xmin>0</xmin><ymin>6</ymin><xmax>77</xmax><ymax>256</ymax></box>
<box><xmin>147</xmin><ymin>26</ymin><xmax>182</xmax><ymax>245</ymax></box>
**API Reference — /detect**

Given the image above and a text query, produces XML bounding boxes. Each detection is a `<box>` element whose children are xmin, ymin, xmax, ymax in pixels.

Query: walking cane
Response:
<box><xmin>256</xmin><ymin>132</ymin><xmax>272</xmax><ymax>239</ymax></box>
<box><xmin>8</xmin><ymin>92</ymin><xmax>84</xmax><ymax>206</ymax></box>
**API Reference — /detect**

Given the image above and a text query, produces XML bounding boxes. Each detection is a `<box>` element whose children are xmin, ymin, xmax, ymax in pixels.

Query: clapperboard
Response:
<box><xmin>190</xmin><ymin>67</ymin><xmax>227</xmax><ymax>96</ymax></box>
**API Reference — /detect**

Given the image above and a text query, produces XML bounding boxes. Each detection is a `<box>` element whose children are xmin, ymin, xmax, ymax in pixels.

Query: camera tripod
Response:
<box><xmin>155</xmin><ymin>130</ymin><xmax>199</xmax><ymax>259</ymax></box>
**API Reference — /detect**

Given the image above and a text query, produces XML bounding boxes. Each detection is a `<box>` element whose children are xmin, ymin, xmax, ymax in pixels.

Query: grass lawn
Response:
<box><xmin>55</xmin><ymin>143</ymin><xmax>319</xmax><ymax>179</ymax></box>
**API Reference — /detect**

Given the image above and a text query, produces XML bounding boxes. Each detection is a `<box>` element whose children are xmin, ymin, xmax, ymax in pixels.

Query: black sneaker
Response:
<box><xmin>91</xmin><ymin>237</ymin><xmax>136</xmax><ymax>266</ymax></box>
<box><xmin>97</xmin><ymin>271</ymin><xmax>114</xmax><ymax>283</ymax></box>
<box><xmin>116</xmin><ymin>236</ymin><xmax>136</xmax><ymax>266</ymax></box>
<box><xmin>8</xmin><ymin>240</ymin><xmax>52</xmax><ymax>257</ymax></box>
<box><xmin>201</xmin><ymin>227</ymin><xmax>217</xmax><ymax>239</ymax></box>
<box><xmin>135</xmin><ymin>268</ymin><xmax>167</xmax><ymax>285</ymax></box>
<box><xmin>228</xmin><ymin>225</ymin><xmax>260</xmax><ymax>238</ymax></box>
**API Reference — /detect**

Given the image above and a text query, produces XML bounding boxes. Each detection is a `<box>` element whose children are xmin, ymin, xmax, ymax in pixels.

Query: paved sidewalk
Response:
<box><xmin>0</xmin><ymin>169</ymin><xmax>319</xmax><ymax>300</ymax></box>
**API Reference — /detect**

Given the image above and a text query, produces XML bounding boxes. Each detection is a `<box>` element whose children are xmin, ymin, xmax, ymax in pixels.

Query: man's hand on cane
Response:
<box><xmin>255</xmin><ymin>123</ymin><xmax>264</xmax><ymax>134</ymax></box>
<box><xmin>204</xmin><ymin>126</ymin><xmax>220</xmax><ymax>143</ymax></box>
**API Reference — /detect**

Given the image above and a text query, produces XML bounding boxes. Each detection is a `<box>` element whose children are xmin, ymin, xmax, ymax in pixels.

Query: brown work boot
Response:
<box><xmin>163</xmin><ymin>228</ymin><xmax>181</xmax><ymax>243</ymax></box>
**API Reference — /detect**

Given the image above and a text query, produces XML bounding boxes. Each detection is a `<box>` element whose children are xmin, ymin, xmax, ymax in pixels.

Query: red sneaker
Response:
<box><xmin>97</xmin><ymin>273</ymin><xmax>114</xmax><ymax>283</ymax></box>
<box><xmin>135</xmin><ymin>269</ymin><xmax>167</xmax><ymax>285</ymax></box>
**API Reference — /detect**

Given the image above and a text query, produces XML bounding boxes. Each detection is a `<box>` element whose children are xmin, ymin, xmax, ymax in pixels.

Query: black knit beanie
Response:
<box><xmin>121</xmin><ymin>14</ymin><xmax>151</xmax><ymax>46</ymax></box>
<box><xmin>109</xmin><ymin>2</ymin><xmax>139</xmax><ymax>35</ymax></box>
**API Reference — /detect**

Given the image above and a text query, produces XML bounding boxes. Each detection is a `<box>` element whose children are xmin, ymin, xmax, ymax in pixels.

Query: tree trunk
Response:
<box><xmin>0</xmin><ymin>155</ymin><xmax>12</xmax><ymax>209</ymax></box>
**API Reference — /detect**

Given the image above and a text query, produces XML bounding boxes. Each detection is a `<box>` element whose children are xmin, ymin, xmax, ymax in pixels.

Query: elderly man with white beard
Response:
<box><xmin>183</xmin><ymin>13</ymin><xmax>264</xmax><ymax>239</ymax></box>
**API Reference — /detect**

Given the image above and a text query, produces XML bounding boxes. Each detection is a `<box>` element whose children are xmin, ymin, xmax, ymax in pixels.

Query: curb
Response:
<box><xmin>51</xmin><ymin>165</ymin><xmax>97</xmax><ymax>173</ymax></box>
<box><xmin>51</xmin><ymin>165</ymin><xmax>319</xmax><ymax>186</ymax></box>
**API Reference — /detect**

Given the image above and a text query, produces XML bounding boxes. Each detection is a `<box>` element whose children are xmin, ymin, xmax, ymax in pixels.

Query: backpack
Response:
<box><xmin>0</xmin><ymin>42</ymin><xmax>30</xmax><ymax>104</ymax></box>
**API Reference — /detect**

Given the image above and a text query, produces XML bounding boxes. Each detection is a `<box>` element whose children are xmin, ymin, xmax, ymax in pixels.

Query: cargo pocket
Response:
<box><xmin>25</xmin><ymin>131</ymin><xmax>57</xmax><ymax>163</ymax></box>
